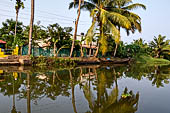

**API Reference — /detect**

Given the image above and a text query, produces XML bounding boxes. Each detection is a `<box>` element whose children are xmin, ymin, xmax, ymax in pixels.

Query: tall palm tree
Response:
<box><xmin>69</xmin><ymin>0</ymin><xmax>146</xmax><ymax>57</ymax></box>
<box><xmin>28</xmin><ymin>0</ymin><xmax>35</xmax><ymax>55</ymax></box>
<box><xmin>13</xmin><ymin>0</ymin><xmax>25</xmax><ymax>44</ymax></box>
<box><xmin>70</xmin><ymin>0</ymin><xmax>131</xmax><ymax>56</ymax></box>
<box><xmin>108</xmin><ymin>0</ymin><xmax>146</xmax><ymax>56</ymax></box>
<box><xmin>149</xmin><ymin>34</ymin><xmax>170</xmax><ymax>58</ymax></box>
<box><xmin>69</xmin><ymin>0</ymin><xmax>83</xmax><ymax>57</ymax></box>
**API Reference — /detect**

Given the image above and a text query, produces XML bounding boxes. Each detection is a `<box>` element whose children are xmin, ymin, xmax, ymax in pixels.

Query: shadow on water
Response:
<box><xmin>0</xmin><ymin>64</ymin><xmax>170</xmax><ymax>113</ymax></box>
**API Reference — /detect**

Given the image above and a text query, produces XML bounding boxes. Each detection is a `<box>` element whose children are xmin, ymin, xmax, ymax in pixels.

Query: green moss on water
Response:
<box><xmin>134</xmin><ymin>55</ymin><xmax>170</xmax><ymax>66</ymax></box>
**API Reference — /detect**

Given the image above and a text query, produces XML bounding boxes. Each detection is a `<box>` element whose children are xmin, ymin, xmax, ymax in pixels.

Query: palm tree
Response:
<box><xmin>69</xmin><ymin>0</ymin><xmax>83</xmax><ymax>57</ymax></box>
<box><xmin>28</xmin><ymin>0</ymin><xmax>35</xmax><ymax>55</ymax></box>
<box><xmin>69</xmin><ymin>0</ymin><xmax>146</xmax><ymax>57</ymax></box>
<box><xmin>149</xmin><ymin>34</ymin><xmax>170</xmax><ymax>58</ymax></box>
<box><xmin>108</xmin><ymin>0</ymin><xmax>146</xmax><ymax>56</ymax></box>
<box><xmin>70</xmin><ymin>0</ymin><xmax>131</xmax><ymax>56</ymax></box>
<box><xmin>13</xmin><ymin>0</ymin><xmax>25</xmax><ymax>44</ymax></box>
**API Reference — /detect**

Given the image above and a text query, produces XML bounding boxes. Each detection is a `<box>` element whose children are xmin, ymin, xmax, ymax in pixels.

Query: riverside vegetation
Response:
<box><xmin>0</xmin><ymin>0</ymin><xmax>170</xmax><ymax>66</ymax></box>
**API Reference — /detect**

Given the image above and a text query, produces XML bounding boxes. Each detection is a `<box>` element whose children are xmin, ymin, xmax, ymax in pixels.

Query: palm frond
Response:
<box><xmin>80</xmin><ymin>1</ymin><xmax>96</xmax><ymax>11</ymax></box>
<box><xmin>102</xmin><ymin>9</ymin><xmax>131</xmax><ymax>29</ymax></box>
<box><xmin>123</xmin><ymin>3</ymin><xmax>146</xmax><ymax>10</ymax></box>
<box><xmin>99</xmin><ymin>33</ymin><xmax>108</xmax><ymax>55</ymax></box>
<box><xmin>86</xmin><ymin>19</ymin><xmax>97</xmax><ymax>44</ymax></box>
<box><xmin>69</xmin><ymin>1</ymin><xmax>79</xmax><ymax>9</ymax></box>
<box><xmin>107</xmin><ymin>20</ymin><xmax>120</xmax><ymax>42</ymax></box>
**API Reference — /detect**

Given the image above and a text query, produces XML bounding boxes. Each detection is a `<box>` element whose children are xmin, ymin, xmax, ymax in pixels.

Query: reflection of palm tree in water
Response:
<box><xmin>148</xmin><ymin>65</ymin><xmax>170</xmax><ymax>88</ymax></box>
<box><xmin>82</xmin><ymin>68</ymin><xmax>139</xmax><ymax>113</ymax></box>
<box><xmin>27</xmin><ymin>73</ymin><xmax>31</xmax><ymax>113</ymax></box>
<box><xmin>69</xmin><ymin>69</ymin><xmax>78</xmax><ymax>113</ymax></box>
<box><xmin>11</xmin><ymin>74</ymin><xmax>21</xmax><ymax>113</ymax></box>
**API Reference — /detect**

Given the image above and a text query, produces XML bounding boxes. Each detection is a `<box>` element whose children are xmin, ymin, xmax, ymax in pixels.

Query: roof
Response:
<box><xmin>82</xmin><ymin>44</ymin><xmax>97</xmax><ymax>49</ymax></box>
<box><xmin>0</xmin><ymin>40</ymin><xmax>6</xmax><ymax>44</ymax></box>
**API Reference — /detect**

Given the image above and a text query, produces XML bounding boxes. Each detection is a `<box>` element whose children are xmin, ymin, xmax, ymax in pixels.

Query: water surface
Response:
<box><xmin>0</xmin><ymin>64</ymin><xmax>170</xmax><ymax>113</ymax></box>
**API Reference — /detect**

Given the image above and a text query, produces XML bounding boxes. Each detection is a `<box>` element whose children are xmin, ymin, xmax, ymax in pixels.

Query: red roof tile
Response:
<box><xmin>0</xmin><ymin>40</ymin><xmax>6</xmax><ymax>44</ymax></box>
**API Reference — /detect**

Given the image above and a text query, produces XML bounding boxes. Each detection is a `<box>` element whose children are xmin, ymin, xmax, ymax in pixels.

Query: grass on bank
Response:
<box><xmin>134</xmin><ymin>55</ymin><xmax>170</xmax><ymax>66</ymax></box>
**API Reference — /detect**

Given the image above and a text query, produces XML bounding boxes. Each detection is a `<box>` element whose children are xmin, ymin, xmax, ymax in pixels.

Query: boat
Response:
<box><xmin>100</xmin><ymin>58</ymin><xmax>131</xmax><ymax>64</ymax></box>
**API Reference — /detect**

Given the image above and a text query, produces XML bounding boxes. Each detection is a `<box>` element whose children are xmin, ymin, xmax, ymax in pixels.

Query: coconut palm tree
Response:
<box><xmin>149</xmin><ymin>34</ymin><xmax>170</xmax><ymax>58</ymax></box>
<box><xmin>70</xmin><ymin>0</ymin><xmax>131</xmax><ymax>56</ymax></box>
<box><xmin>13</xmin><ymin>0</ymin><xmax>25</xmax><ymax>44</ymax></box>
<box><xmin>69</xmin><ymin>0</ymin><xmax>83</xmax><ymax>57</ymax></box>
<box><xmin>28</xmin><ymin>0</ymin><xmax>34</xmax><ymax>55</ymax></box>
<box><xmin>107</xmin><ymin>0</ymin><xmax>146</xmax><ymax>56</ymax></box>
<box><xmin>69</xmin><ymin>0</ymin><xmax>146</xmax><ymax>57</ymax></box>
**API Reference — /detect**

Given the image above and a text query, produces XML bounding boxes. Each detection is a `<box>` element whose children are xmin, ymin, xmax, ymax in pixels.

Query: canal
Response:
<box><xmin>0</xmin><ymin>64</ymin><xmax>170</xmax><ymax>113</ymax></box>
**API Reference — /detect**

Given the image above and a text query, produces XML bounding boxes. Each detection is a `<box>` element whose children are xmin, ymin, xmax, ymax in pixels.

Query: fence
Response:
<box><xmin>22</xmin><ymin>45</ymin><xmax>81</xmax><ymax>57</ymax></box>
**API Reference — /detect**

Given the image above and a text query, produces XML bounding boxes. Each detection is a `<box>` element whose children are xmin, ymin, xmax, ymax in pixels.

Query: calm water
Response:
<box><xmin>0</xmin><ymin>64</ymin><xmax>170</xmax><ymax>113</ymax></box>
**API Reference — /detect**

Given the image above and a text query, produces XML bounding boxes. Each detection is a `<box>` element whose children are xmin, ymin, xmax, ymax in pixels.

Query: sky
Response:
<box><xmin>0</xmin><ymin>0</ymin><xmax>170</xmax><ymax>43</ymax></box>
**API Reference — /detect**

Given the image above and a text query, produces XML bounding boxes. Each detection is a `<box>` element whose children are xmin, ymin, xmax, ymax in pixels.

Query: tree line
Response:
<box><xmin>0</xmin><ymin>0</ymin><xmax>170</xmax><ymax>59</ymax></box>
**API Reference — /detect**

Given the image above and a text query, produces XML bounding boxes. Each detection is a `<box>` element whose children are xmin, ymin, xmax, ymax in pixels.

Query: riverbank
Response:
<box><xmin>0</xmin><ymin>55</ymin><xmax>170</xmax><ymax>67</ymax></box>
<box><xmin>134</xmin><ymin>55</ymin><xmax>170</xmax><ymax>66</ymax></box>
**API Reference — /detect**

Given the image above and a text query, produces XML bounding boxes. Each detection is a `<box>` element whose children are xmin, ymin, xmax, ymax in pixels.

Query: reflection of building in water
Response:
<box><xmin>36</xmin><ymin>74</ymin><xmax>49</xmax><ymax>81</ymax></box>
<box><xmin>80</xmin><ymin>73</ymin><xmax>96</xmax><ymax>83</ymax></box>
<box><xmin>79</xmin><ymin>68</ymin><xmax>97</xmax><ymax>83</ymax></box>
<box><xmin>13</xmin><ymin>72</ymin><xmax>18</xmax><ymax>81</ymax></box>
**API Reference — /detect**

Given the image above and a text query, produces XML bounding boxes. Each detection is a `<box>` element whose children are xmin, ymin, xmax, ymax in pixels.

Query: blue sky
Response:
<box><xmin>0</xmin><ymin>0</ymin><xmax>169</xmax><ymax>43</ymax></box>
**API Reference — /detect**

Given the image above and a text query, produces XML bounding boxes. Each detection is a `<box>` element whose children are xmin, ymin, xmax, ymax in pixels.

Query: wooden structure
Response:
<box><xmin>0</xmin><ymin>40</ymin><xmax>6</xmax><ymax>49</ymax></box>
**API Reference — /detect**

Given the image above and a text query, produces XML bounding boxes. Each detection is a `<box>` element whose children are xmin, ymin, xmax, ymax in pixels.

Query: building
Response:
<box><xmin>0</xmin><ymin>40</ymin><xmax>6</xmax><ymax>49</ymax></box>
<box><xmin>72</xmin><ymin>33</ymin><xmax>97</xmax><ymax>56</ymax></box>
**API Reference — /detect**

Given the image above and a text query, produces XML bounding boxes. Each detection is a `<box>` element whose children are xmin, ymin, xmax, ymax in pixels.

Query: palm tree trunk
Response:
<box><xmin>94</xmin><ymin>40</ymin><xmax>99</xmax><ymax>57</ymax></box>
<box><xmin>14</xmin><ymin>11</ymin><xmax>18</xmax><ymax>42</ymax></box>
<box><xmin>156</xmin><ymin>51</ymin><xmax>160</xmax><ymax>58</ymax></box>
<box><xmin>69</xmin><ymin>69</ymin><xmax>78</xmax><ymax>113</ymax></box>
<box><xmin>53</xmin><ymin>71</ymin><xmax>56</xmax><ymax>85</ymax></box>
<box><xmin>28</xmin><ymin>0</ymin><xmax>35</xmax><ymax>55</ymax></box>
<box><xmin>54</xmin><ymin>42</ymin><xmax>56</xmax><ymax>57</ymax></box>
<box><xmin>27</xmin><ymin>73</ymin><xmax>31</xmax><ymax>113</ymax></box>
<box><xmin>70</xmin><ymin>0</ymin><xmax>82</xmax><ymax>57</ymax></box>
<box><xmin>89</xmin><ymin>43</ymin><xmax>92</xmax><ymax>57</ymax></box>
<box><xmin>113</xmin><ymin>44</ymin><xmax>118</xmax><ymax>57</ymax></box>
<box><xmin>114</xmin><ymin>26</ymin><xmax>120</xmax><ymax>57</ymax></box>
<box><xmin>20</xmin><ymin>46</ymin><xmax>22</xmax><ymax>55</ymax></box>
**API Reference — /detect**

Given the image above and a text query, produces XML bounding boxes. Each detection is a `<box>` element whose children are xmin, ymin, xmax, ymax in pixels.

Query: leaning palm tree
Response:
<box><xmin>69</xmin><ymin>0</ymin><xmax>146</xmax><ymax>57</ymax></box>
<box><xmin>13</xmin><ymin>0</ymin><xmax>25</xmax><ymax>44</ymax></box>
<box><xmin>83</xmin><ymin>79</ymin><xmax>139</xmax><ymax>113</ymax></box>
<box><xmin>70</xmin><ymin>0</ymin><xmax>131</xmax><ymax>56</ymax></box>
<box><xmin>149</xmin><ymin>34</ymin><xmax>170</xmax><ymax>58</ymax></box>
<box><xmin>28</xmin><ymin>0</ymin><xmax>35</xmax><ymax>55</ymax></box>
<box><xmin>69</xmin><ymin>0</ymin><xmax>84</xmax><ymax>57</ymax></box>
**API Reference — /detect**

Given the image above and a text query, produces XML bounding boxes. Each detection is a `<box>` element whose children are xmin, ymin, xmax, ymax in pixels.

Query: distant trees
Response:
<box><xmin>0</xmin><ymin>19</ymin><xmax>26</xmax><ymax>49</ymax></box>
<box><xmin>150</xmin><ymin>34</ymin><xmax>170</xmax><ymax>58</ymax></box>
<box><xmin>47</xmin><ymin>23</ymin><xmax>73</xmax><ymax>56</ymax></box>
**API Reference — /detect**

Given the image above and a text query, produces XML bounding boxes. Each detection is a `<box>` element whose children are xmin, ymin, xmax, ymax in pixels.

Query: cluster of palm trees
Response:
<box><xmin>13</xmin><ymin>0</ymin><xmax>146</xmax><ymax>57</ymax></box>
<box><xmin>69</xmin><ymin>0</ymin><xmax>146</xmax><ymax>57</ymax></box>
